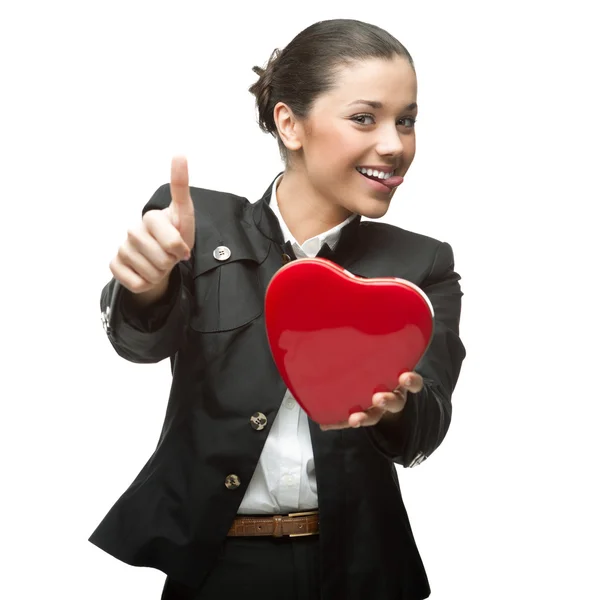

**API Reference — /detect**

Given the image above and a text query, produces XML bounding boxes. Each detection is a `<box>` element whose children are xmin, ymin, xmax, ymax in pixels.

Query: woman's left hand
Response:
<box><xmin>319</xmin><ymin>372</ymin><xmax>423</xmax><ymax>431</ymax></box>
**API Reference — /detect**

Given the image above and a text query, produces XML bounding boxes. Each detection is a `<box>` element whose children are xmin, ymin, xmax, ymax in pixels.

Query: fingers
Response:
<box><xmin>110</xmin><ymin>211</ymin><xmax>190</xmax><ymax>294</ymax></box>
<box><xmin>111</xmin><ymin>232</ymin><xmax>171</xmax><ymax>294</ymax></box>
<box><xmin>366</xmin><ymin>372</ymin><xmax>422</xmax><ymax>416</ymax></box>
<box><xmin>143</xmin><ymin>210</ymin><xmax>190</xmax><ymax>261</ymax></box>
<box><xmin>320</xmin><ymin>375</ymin><xmax>423</xmax><ymax>432</ymax></box>
<box><xmin>319</xmin><ymin>374</ymin><xmax>424</xmax><ymax>433</ymax></box>
<box><xmin>398</xmin><ymin>371</ymin><xmax>424</xmax><ymax>394</ymax></box>
<box><xmin>371</xmin><ymin>372</ymin><xmax>422</xmax><ymax>412</ymax></box>
<box><xmin>320</xmin><ymin>407</ymin><xmax>387</xmax><ymax>431</ymax></box>
<box><xmin>373</xmin><ymin>391</ymin><xmax>407</xmax><ymax>414</ymax></box>
<box><xmin>117</xmin><ymin>237</ymin><xmax>169</xmax><ymax>285</ymax></box>
<box><xmin>109</xmin><ymin>258</ymin><xmax>153</xmax><ymax>294</ymax></box>
<box><xmin>349</xmin><ymin>408</ymin><xmax>386</xmax><ymax>427</ymax></box>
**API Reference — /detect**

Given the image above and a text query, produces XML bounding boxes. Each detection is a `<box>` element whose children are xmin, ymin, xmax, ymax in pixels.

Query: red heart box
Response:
<box><xmin>265</xmin><ymin>258</ymin><xmax>434</xmax><ymax>425</ymax></box>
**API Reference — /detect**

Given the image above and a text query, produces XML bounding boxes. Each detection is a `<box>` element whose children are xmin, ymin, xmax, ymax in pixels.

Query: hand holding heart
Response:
<box><xmin>320</xmin><ymin>371</ymin><xmax>424</xmax><ymax>431</ymax></box>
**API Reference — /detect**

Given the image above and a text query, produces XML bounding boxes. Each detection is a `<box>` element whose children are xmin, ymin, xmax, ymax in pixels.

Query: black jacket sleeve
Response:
<box><xmin>99</xmin><ymin>184</ymin><xmax>194</xmax><ymax>364</ymax></box>
<box><xmin>365</xmin><ymin>241</ymin><xmax>466</xmax><ymax>466</ymax></box>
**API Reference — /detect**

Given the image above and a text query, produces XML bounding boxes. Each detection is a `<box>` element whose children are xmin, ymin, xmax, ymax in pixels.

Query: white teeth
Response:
<box><xmin>356</xmin><ymin>167</ymin><xmax>392</xmax><ymax>180</ymax></box>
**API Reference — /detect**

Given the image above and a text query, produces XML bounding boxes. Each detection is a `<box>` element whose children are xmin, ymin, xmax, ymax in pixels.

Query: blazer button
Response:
<box><xmin>213</xmin><ymin>246</ymin><xmax>231</xmax><ymax>261</ymax></box>
<box><xmin>250</xmin><ymin>412</ymin><xmax>267</xmax><ymax>431</ymax></box>
<box><xmin>225</xmin><ymin>474</ymin><xmax>241</xmax><ymax>490</ymax></box>
<box><xmin>282</xmin><ymin>253</ymin><xmax>292</xmax><ymax>264</ymax></box>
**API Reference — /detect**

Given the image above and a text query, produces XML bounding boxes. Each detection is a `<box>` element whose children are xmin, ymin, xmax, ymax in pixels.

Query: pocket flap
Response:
<box><xmin>192</xmin><ymin>222</ymin><xmax>270</xmax><ymax>276</ymax></box>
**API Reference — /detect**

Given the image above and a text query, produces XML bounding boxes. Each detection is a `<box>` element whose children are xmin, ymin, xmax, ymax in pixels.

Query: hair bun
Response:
<box><xmin>255</xmin><ymin>48</ymin><xmax>280</xmax><ymax>88</ymax></box>
<box><xmin>249</xmin><ymin>48</ymin><xmax>281</xmax><ymax>135</ymax></box>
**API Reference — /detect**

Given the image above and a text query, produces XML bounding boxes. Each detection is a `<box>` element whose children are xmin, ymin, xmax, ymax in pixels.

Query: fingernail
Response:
<box><xmin>405</xmin><ymin>377</ymin><xmax>412</xmax><ymax>387</ymax></box>
<box><xmin>378</xmin><ymin>398</ymin><xmax>387</xmax><ymax>407</ymax></box>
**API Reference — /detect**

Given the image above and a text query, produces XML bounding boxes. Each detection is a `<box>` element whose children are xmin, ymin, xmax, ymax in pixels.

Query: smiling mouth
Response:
<box><xmin>355</xmin><ymin>166</ymin><xmax>405</xmax><ymax>191</ymax></box>
<box><xmin>355</xmin><ymin>166</ymin><xmax>395</xmax><ymax>181</ymax></box>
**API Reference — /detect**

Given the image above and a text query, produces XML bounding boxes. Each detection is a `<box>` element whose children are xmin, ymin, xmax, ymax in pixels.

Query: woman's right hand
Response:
<box><xmin>109</xmin><ymin>156</ymin><xmax>196</xmax><ymax>296</ymax></box>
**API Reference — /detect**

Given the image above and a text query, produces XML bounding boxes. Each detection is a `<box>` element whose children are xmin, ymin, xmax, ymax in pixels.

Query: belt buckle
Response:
<box><xmin>287</xmin><ymin>510</ymin><xmax>319</xmax><ymax>537</ymax></box>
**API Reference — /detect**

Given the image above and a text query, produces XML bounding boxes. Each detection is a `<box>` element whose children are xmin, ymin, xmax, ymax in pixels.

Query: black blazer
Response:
<box><xmin>90</xmin><ymin>175</ymin><xmax>466</xmax><ymax>600</ymax></box>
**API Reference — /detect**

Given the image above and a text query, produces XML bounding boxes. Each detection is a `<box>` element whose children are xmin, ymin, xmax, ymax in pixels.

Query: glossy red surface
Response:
<box><xmin>265</xmin><ymin>258</ymin><xmax>434</xmax><ymax>425</ymax></box>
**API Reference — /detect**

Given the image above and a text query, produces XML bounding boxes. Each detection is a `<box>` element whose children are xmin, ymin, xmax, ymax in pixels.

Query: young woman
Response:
<box><xmin>90</xmin><ymin>18</ymin><xmax>466</xmax><ymax>600</ymax></box>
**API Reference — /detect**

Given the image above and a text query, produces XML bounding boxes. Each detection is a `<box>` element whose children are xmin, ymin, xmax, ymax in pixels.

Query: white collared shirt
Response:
<box><xmin>237</xmin><ymin>176</ymin><xmax>356</xmax><ymax>514</ymax></box>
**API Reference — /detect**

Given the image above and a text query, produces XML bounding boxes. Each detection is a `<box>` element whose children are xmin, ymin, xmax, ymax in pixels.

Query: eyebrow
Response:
<box><xmin>348</xmin><ymin>100</ymin><xmax>418</xmax><ymax>111</ymax></box>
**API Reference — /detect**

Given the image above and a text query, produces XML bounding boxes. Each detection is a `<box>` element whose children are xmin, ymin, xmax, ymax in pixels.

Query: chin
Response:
<box><xmin>354</xmin><ymin>197</ymin><xmax>393</xmax><ymax>220</ymax></box>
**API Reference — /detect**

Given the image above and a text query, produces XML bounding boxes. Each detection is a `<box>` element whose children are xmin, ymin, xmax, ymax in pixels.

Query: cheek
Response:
<box><xmin>309</xmin><ymin>124</ymin><xmax>362</xmax><ymax>170</ymax></box>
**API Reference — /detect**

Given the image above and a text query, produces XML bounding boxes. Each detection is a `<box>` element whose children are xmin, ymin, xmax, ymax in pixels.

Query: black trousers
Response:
<box><xmin>161</xmin><ymin>535</ymin><xmax>321</xmax><ymax>600</ymax></box>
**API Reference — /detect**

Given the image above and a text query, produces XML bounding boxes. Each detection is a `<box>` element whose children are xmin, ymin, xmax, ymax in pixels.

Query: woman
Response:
<box><xmin>90</xmin><ymin>18</ymin><xmax>466</xmax><ymax>600</ymax></box>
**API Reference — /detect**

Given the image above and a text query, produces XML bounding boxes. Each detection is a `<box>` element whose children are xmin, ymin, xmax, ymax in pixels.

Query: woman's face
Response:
<box><xmin>293</xmin><ymin>56</ymin><xmax>418</xmax><ymax>220</ymax></box>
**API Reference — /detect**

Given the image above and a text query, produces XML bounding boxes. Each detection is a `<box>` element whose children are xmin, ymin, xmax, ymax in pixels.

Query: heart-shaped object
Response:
<box><xmin>265</xmin><ymin>258</ymin><xmax>434</xmax><ymax>425</ymax></box>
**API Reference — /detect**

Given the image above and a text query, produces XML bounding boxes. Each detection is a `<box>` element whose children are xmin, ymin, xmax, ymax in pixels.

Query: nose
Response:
<box><xmin>376</xmin><ymin>124</ymin><xmax>404</xmax><ymax>158</ymax></box>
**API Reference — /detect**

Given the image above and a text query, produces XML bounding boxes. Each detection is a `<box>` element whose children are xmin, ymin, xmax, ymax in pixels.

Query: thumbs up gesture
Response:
<box><xmin>109</xmin><ymin>156</ymin><xmax>196</xmax><ymax>299</ymax></box>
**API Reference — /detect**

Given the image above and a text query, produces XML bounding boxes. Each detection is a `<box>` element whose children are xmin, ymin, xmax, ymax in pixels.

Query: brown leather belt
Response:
<box><xmin>227</xmin><ymin>510</ymin><xmax>319</xmax><ymax>538</ymax></box>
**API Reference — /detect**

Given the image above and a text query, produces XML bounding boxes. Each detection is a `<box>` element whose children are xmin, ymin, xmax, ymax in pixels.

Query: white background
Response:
<box><xmin>1</xmin><ymin>1</ymin><xmax>598</xmax><ymax>598</ymax></box>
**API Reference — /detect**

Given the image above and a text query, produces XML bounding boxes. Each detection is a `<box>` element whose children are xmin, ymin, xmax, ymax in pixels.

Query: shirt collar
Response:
<box><xmin>269</xmin><ymin>174</ymin><xmax>357</xmax><ymax>259</ymax></box>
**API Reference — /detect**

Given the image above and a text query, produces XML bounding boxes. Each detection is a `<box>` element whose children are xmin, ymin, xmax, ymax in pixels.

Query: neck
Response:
<box><xmin>275</xmin><ymin>170</ymin><xmax>353</xmax><ymax>245</ymax></box>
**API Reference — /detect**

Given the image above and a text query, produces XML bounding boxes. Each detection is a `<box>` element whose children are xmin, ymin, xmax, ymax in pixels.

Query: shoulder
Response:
<box><xmin>144</xmin><ymin>183</ymin><xmax>250</xmax><ymax>222</ymax></box>
<box><xmin>357</xmin><ymin>221</ymin><xmax>457</xmax><ymax>275</ymax></box>
<box><xmin>359</xmin><ymin>220</ymin><xmax>445</xmax><ymax>253</ymax></box>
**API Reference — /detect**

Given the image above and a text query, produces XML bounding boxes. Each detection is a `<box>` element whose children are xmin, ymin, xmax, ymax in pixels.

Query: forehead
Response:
<box><xmin>317</xmin><ymin>56</ymin><xmax>417</xmax><ymax>110</ymax></box>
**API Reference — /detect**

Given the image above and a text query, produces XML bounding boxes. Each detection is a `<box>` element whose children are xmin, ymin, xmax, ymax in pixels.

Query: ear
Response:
<box><xmin>273</xmin><ymin>102</ymin><xmax>303</xmax><ymax>151</ymax></box>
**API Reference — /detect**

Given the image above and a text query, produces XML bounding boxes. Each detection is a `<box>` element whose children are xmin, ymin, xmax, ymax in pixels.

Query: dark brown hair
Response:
<box><xmin>249</xmin><ymin>19</ymin><xmax>415</xmax><ymax>160</ymax></box>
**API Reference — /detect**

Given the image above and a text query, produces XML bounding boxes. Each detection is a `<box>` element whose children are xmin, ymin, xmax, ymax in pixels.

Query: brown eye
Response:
<box><xmin>397</xmin><ymin>117</ymin><xmax>417</xmax><ymax>128</ymax></box>
<box><xmin>351</xmin><ymin>114</ymin><xmax>375</xmax><ymax>125</ymax></box>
